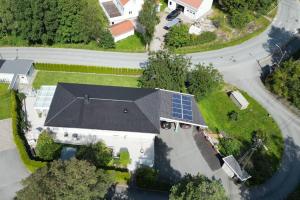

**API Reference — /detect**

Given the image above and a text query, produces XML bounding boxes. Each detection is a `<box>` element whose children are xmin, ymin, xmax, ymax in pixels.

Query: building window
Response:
<box><xmin>112</xmin><ymin>22</ymin><xmax>114</xmax><ymax>25</ymax></box>
<box><xmin>169</xmin><ymin>1</ymin><xmax>172</xmax><ymax>5</ymax></box>
<box><xmin>129</xmin><ymin>11</ymin><xmax>132</xmax><ymax>14</ymax></box>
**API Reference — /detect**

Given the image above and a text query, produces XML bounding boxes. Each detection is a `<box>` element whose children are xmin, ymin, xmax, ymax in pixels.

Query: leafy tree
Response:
<box><xmin>265</xmin><ymin>59</ymin><xmax>300</xmax><ymax>109</ymax></box>
<box><xmin>138</xmin><ymin>0</ymin><xmax>159</xmax><ymax>46</ymax></box>
<box><xmin>16</xmin><ymin>159</ymin><xmax>113</xmax><ymax>200</ymax></box>
<box><xmin>135</xmin><ymin>166</ymin><xmax>158</xmax><ymax>188</ymax></box>
<box><xmin>169</xmin><ymin>174</ymin><xmax>228</xmax><ymax>200</ymax></box>
<box><xmin>138</xmin><ymin>51</ymin><xmax>190</xmax><ymax>92</ymax></box>
<box><xmin>35</xmin><ymin>131</ymin><xmax>62</xmax><ymax>160</ymax></box>
<box><xmin>98</xmin><ymin>29</ymin><xmax>115</xmax><ymax>48</ymax></box>
<box><xmin>0</xmin><ymin>0</ymin><xmax>14</xmax><ymax>37</ymax></box>
<box><xmin>76</xmin><ymin>141</ymin><xmax>113</xmax><ymax>167</ymax></box>
<box><xmin>187</xmin><ymin>64</ymin><xmax>223</xmax><ymax>100</ymax></box>
<box><xmin>219</xmin><ymin>138</ymin><xmax>241</xmax><ymax>156</ymax></box>
<box><xmin>165</xmin><ymin>24</ymin><xmax>190</xmax><ymax>48</ymax></box>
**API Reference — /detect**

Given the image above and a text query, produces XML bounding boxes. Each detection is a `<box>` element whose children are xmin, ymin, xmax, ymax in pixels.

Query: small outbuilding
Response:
<box><xmin>222</xmin><ymin>155</ymin><xmax>251</xmax><ymax>182</ymax></box>
<box><xmin>230</xmin><ymin>90</ymin><xmax>249</xmax><ymax>110</ymax></box>
<box><xmin>0</xmin><ymin>59</ymin><xmax>34</xmax><ymax>89</ymax></box>
<box><xmin>109</xmin><ymin>20</ymin><xmax>135</xmax><ymax>42</ymax></box>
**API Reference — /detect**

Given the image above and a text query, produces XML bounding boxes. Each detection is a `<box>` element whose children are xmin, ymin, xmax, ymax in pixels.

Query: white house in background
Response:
<box><xmin>168</xmin><ymin>0</ymin><xmax>213</xmax><ymax>20</ymax></box>
<box><xmin>100</xmin><ymin>0</ymin><xmax>144</xmax><ymax>25</ymax></box>
<box><xmin>36</xmin><ymin>83</ymin><xmax>207</xmax><ymax>170</ymax></box>
<box><xmin>230</xmin><ymin>90</ymin><xmax>249</xmax><ymax>110</ymax></box>
<box><xmin>109</xmin><ymin>20</ymin><xmax>135</xmax><ymax>42</ymax></box>
<box><xmin>0</xmin><ymin>59</ymin><xmax>34</xmax><ymax>89</ymax></box>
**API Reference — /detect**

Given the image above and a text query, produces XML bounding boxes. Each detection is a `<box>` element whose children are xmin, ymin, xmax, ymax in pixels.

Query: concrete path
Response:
<box><xmin>0</xmin><ymin>119</ymin><xmax>29</xmax><ymax>200</ymax></box>
<box><xmin>150</xmin><ymin>12</ymin><xmax>169</xmax><ymax>51</ymax></box>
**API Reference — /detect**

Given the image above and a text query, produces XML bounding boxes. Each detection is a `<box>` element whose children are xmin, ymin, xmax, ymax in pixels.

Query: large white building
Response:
<box><xmin>168</xmin><ymin>0</ymin><xmax>213</xmax><ymax>20</ymax></box>
<box><xmin>36</xmin><ymin>83</ymin><xmax>207</xmax><ymax>170</ymax></box>
<box><xmin>0</xmin><ymin>59</ymin><xmax>34</xmax><ymax>89</ymax></box>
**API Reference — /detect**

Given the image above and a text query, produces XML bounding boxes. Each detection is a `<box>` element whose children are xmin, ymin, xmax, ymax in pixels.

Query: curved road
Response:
<box><xmin>0</xmin><ymin>0</ymin><xmax>300</xmax><ymax>199</ymax></box>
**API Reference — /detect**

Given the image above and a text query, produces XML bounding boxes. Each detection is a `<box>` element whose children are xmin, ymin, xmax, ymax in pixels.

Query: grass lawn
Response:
<box><xmin>0</xmin><ymin>84</ymin><xmax>11</xmax><ymax>120</ymax></box>
<box><xmin>0</xmin><ymin>34</ymin><xmax>146</xmax><ymax>53</ymax></box>
<box><xmin>115</xmin><ymin>34</ymin><xmax>145</xmax><ymax>52</ymax></box>
<box><xmin>198</xmin><ymin>87</ymin><xmax>283</xmax><ymax>185</ymax></box>
<box><xmin>32</xmin><ymin>71</ymin><xmax>139</xmax><ymax>89</ymax></box>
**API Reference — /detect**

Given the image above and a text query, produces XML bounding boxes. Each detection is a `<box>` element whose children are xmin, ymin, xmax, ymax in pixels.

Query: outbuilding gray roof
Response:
<box><xmin>223</xmin><ymin>155</ymin><xmax>251</xmax><ymax>181</ymax></box>
<box><xmin>0</xmin><ymin>59</ymin><xmax>34</xmax><ymax>75</ymax></box>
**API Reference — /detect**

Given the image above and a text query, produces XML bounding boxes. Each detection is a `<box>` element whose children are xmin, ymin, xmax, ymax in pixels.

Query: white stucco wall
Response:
<box><xmin>48</xmin><ymin>126</ymin><xmax>156</xmax><ymax>171</ymax></box>
<box><xmin>114</xmin><ymin>29</ymin><xmax>135</xmax><ymax>42</ymax></box>
<box><xmin>167</xmin><ymin>0</ymin><xmax>213</xmax><ymax>20</ymax></box>
<box><xmin>0</xmin><ymin>73</ymin><xmax>14</xmax><ymax>83</ymax></box>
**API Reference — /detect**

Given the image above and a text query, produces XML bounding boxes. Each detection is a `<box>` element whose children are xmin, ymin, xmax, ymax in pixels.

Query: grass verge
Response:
<box><xmin>0</xmin><ymin>84</ymin><xmax>11</xmax><ymax>120</ymax></box>
<box><xmin>33</xmin><ymin>71</ymin><xmax>139</xmax><ymax>89</ymax></box>
<box><xmin>0</xmin><ymin>34</ymin><xmax>146</xmax><ymax>53</ymax></box>
<box><xmin>198</xmin><ymin>87</ymin><xmax>283</xmax><ymax>185</ymax></box>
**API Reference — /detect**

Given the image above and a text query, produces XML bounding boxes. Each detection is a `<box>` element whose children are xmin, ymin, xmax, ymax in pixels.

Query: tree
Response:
<box><xmin>187</xmin><ymin>64</ymin><xmax>223</xmax><ymax>100</ymax></box>
<box><xmin>165</xmin><ymin>24</ymin><xmax>190</xmax><ymax>48</ymax></box>
<box><xmin>169</xmin><ymin>174</ymin><xmax>228</xmax><ymax>200</ymax></box>
<box><xmin>16</xmin><ymin>159</ymin><xmax>113</xmax><ymax>200</ymax></box>
<box><xmin>230</xmin><ymin>10</ymin><xmax>253</xmax><ymax>29</ymax></box>
<box><xmin>76</xmin><ymin>141</ymin><xmax>113</xmax><ymax>167</ymax></box>
<box><xmin>227</xmin><ymin>110</ymin><xmax>238</xmax><ymax>121</ymax></box>
<box><xmin>138</xmin><ymin>51</ymin><xmax>190</xmax><ymax>92</ymax></box>
<box><xmin>98</xmin><ymin>29</ymin><xmax>115</xmax><ymax>48</ymax></box>
<box><xmin>35</xmin><ymin>131</ymin><xmax>62</xmax><ymax>160</ymax></box>
<box><xmin>265</xmin><ymin>59</ymin><xmax>300</xmax><ymax>109</ymax></box>
<box><xmin>138</xmin><ymin>0</ymin><xmax>159</xmax><ymax>46</ymax></box>
<box><xmin>219</xmin><ymin>138</ymin><xmax>241</xmax><ymax>156</ymax></box>
<box><xmin>135</xmin><ymin>166</ymin><xmax>158</xmax><ymax>188</ymax></box>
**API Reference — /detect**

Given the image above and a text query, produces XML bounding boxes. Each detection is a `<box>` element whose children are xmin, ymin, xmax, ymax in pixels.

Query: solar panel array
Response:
<box><xmin>172</xmin><ymin>93</ymin><xmax>193</xmax><ymax>121</ymax></box>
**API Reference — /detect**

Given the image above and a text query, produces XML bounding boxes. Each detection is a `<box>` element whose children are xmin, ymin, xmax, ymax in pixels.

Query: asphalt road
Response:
<box><xmin>0</xmin><ymin>0</ymin><xmax>300</xmax><ymax>199</ymax></box>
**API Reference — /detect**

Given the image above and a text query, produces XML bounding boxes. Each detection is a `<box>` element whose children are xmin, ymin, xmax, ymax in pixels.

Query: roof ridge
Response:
<box><xmin>45</xmin><ymin>98</ymin><xmax>78</xmax><ymax>125</ymax></box>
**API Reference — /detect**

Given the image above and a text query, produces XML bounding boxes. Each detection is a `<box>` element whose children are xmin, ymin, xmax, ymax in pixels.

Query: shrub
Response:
<box><xmin>35</xmin><ymin>131</ymin><xmax>62</xmax><ymax>160</ymax></box>
<box><xmin>76</xmin><ymin>141</ymin><xmax>113</xmax><ymax>167</ymax></box>
<box><xmin>219</xmin><ymin>138</ymin><xmax>241</xmax><ymax>156</ymax></box>
<box><xmin>118</xmin><ymin>150</ymin><xmax>131</xmax><ymax>167</ymax></box>
<box><xmin>191</xmin><ymin>31</ymin><xmax>217</xmax><ymax>46</ymax></box>
<box><xmin>98</xmin><ymin>29</ymin><xmax>115</xmax><ymax>49</ymax></box>
<box><xmin>135</xmin><ymin>166</ymin><xmax>171</xmax><ymax>191</ymax></box>
<box><xmin>230</xmin><ymin>10</ymin><xmax>253</xmax><ymax>29</ymax></box>
<box><xmin>11</xmin><ymin>91</ymin><xmax>46</xmax><ymax>172</ymax></box>
<box><xmin>165</xmin><ymin>24</ymin><xmax>190</xmax><ymax>48</ymax></box>
<box><xmin>227</xmin><ymin>110</ymin><xmax>238</xmax><ymax>121</ymax></box>
<box><xmin>35</xmin><ymin>63</ymin><xmax>142</xmax><ymax>76</ymax></box>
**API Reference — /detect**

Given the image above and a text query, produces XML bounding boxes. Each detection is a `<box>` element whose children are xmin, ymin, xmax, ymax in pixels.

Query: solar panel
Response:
<box><xmin>172</xmin><ymin>93</ymin><xmax>193</xmax><ymax>121</ymax></box>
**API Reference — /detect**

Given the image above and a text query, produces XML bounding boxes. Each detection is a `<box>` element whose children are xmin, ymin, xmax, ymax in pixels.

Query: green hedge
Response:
<box><xmin>35</xmin><ymin>63</ymin><xmax>142</xmax><ymax>76</ymax></box>
<box><xmin>11</xmin><ymin>91</ymin><xmax>46</xmax><ymax>172</ymax></box>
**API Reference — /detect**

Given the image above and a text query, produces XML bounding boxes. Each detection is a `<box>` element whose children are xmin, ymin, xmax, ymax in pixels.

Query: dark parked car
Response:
<box><xmin>161</xmin><ymin>121</ymin><xmax>172</xmax><ymax>129</ymax></box>
<box><xmin>166</xmin><ymin>8</ymin><xmax>182</xmax><ymax>21</ymax></box>
<box><xmin>180</xmin><ymin>123</ymin><xmax>192</xmax><ymax>129</ymax></box>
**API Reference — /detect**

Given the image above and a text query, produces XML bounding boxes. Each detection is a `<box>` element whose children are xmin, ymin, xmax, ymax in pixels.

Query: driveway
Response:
<box><xmin>150</xmin><ymin>12</ymin><xmax>169</xmax><ymax>51</ymax></box>
<box><xmin>0</xmin><ymin>119</ymin><xmax>29</xmax><ymax>200</ymax></box>
<box><xmin>155</xmin><ymin>126</ymin><xmax>223</xmax><ymax>183</ymax></box>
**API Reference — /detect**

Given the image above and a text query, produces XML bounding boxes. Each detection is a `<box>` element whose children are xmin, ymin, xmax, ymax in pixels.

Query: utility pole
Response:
<box><xmin>271</xmin><ymin>42</ymin><xmax>286</xmax><ymax>67</ymax></box>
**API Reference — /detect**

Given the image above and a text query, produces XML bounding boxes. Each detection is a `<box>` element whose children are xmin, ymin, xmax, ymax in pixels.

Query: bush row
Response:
<box><xmin>11</xmin><ymin>91</ymin><xmax>46</xmax><ymax>172</ymax></box>
<box><xmin>35</xmin><ymin>63</ymin><xmax>142</xmax><ymax>76</ymax></box>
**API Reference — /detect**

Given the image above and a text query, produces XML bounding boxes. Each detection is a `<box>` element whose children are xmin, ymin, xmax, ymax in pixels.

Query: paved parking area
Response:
<box><xmin>155</xmin><ymin>125</ymin><xmax>221</xmax><ymax>183</ymax></box>
<box><xmin>0</xmin><ymin>119</ymin><xmax>29</xmax><ymax>200</ymax></box>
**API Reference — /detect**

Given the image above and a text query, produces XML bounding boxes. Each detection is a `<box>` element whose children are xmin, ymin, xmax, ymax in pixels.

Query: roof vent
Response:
<box><xmin>123</xmin><ymin>108</ymin><xmax>128</xmax><ymax>114</ymax></box>
<box><xmin>84</xmin><ymin>94</ymin><xmax>90</xmax><ymax>104</ymax></box>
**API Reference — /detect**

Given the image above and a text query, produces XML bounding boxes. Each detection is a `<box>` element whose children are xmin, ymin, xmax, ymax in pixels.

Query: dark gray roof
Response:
<box><xmin>45</xmin><ymin>83</ymin><xmax>161</xmax><ymax>134</ymax></box>
<box><xmin>223</xmin><ymin>155</ymin><xmax>251</xmax><ymax>181</ymax></box>
<box><xmin>159</xmin><ymin>89</ymin><xmax>206</xmax><ymax>127</ymax></box>
<box><xmin>0</xmin><ymin>59</ymin><xmax>33</xmax><ymax>75</ymax></box>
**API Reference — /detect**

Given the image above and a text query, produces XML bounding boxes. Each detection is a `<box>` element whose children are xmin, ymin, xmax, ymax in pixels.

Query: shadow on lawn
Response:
<box><xmin>241</xmin><ymin>137</ymin><xmax>300</xmax><ymax>200</ymax></box>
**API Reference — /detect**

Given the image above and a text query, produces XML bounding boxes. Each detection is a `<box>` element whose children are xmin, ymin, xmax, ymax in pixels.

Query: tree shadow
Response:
<box><xmin>241</xmin><ymin>137</ymin><xmax>300</xmax><ymax>200</ymax></box>
<box><xmin>154</xmin><ymin>137</ymin><xmax>182</xmax><ymax>184</ymax></box>
<box><xmin>261</xmin><ymin>26</ymin><xmax>300</xmax><ymax>80</ymax></box>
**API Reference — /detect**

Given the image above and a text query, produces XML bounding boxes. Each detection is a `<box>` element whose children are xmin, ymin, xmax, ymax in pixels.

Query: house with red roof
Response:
<box><xmin>168</xmin><ymin>0</ymin><xmax>213</xmax><ymax>20</ymax></box>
